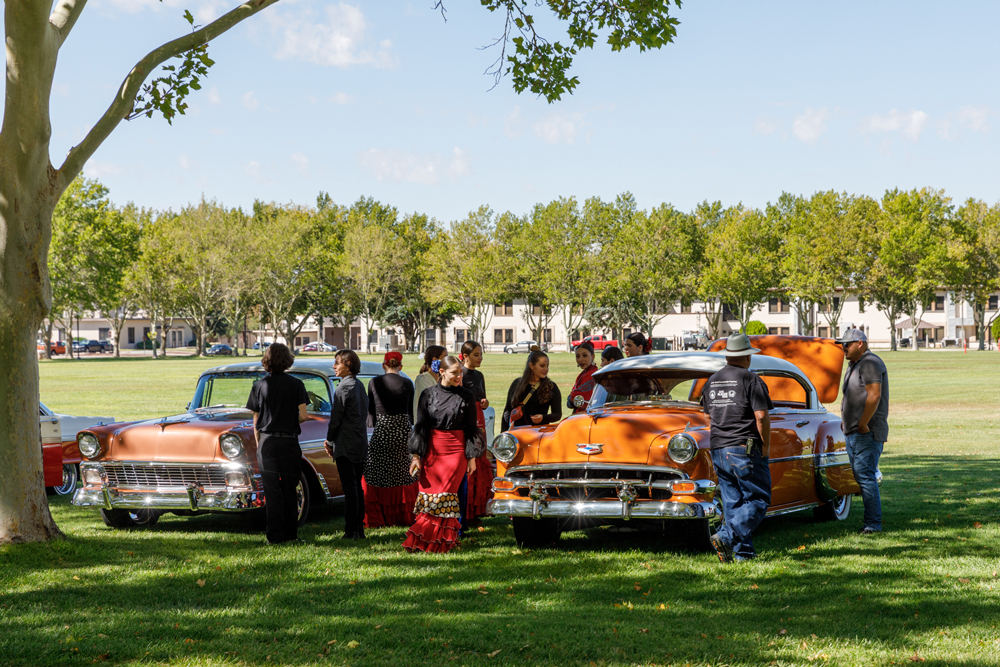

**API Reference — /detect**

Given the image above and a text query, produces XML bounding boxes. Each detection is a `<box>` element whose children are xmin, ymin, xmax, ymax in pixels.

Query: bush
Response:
<box><xmin>991</xmin><ymin>318</ymin><xmax>1000</xmax><ymax>342</ymax></box>
<box><xmin>135</xmin><ymin>340</ymin><xmax>160</xmax><ymax>350</ymax></box>
<box><xmin>745</xmin><ymin>320</ymin><xmax>768</xmax><ymax>336</ymax></box>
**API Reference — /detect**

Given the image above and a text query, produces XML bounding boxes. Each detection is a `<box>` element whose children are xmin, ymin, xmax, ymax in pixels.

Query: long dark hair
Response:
<box><xmin>420</xmin><ymin>345</ymin><xmax>446</xmax><ymax>374</ymax></box>
<box><xmin>460</xmin><ymin>340</ymin><xmax>482</xmax><ymax>361</ymax></box>
<box><xmin>601</xmin><ymin>346</ymin><xmax>624</xmax><ymax>363</ymax></box>
<box><xmin>514</xmin><ymin>350</ymin><xmax>553</xmax><ymax>405</ymax></box>
<box><xmin>626</xmin><ymin>332</ymin><xmax>652</xmax><ymax>355</ymax></box>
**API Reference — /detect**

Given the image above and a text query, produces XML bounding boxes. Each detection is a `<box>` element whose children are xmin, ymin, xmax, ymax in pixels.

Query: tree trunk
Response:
<box><xmin>43</xmin><ymin>320</ymin><xmax>54</xmax><ymax>360</ymax></box>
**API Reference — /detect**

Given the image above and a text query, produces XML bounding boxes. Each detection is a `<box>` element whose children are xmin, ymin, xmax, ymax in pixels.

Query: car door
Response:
<box><xmin>758</xmin><ymin>371</ymin><xmax>819</xmax><ymax>510</ymax></box>
<box><xmin>295</xmin><ymin>373</ymin><xmax>341</xmax><ymax>497</ymax></box>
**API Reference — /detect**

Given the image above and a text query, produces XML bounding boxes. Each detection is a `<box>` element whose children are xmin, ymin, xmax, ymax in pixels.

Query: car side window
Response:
<box><xmin>291</xmin><ymin>373</ymin><xmax>332</xmax><ymax>413</ymax></box>
<box><xmin>756</xmin><ymin>372</ymin><xmax>810</xmax><ymax>410</ymax></box>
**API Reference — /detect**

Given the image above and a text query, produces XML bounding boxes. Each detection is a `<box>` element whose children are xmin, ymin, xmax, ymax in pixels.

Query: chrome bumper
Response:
<box><xmin>72</xmin><ymin>485</ymin><xmax>263</xmax><ymax>512</ymax></box>
<box><xmin>487</xmin><ymin>498</ymin><xmax>718</xmax><ymax>521</ymax></box>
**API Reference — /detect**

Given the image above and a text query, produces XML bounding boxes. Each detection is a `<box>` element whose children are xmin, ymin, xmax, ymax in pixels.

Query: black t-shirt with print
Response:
<box><xmin>700</xmin><ymin>364</ymin><xmax>773</xmax><ymax>450</ymax></box>
<box><xmin>246</xmin><ymin>372</ymin><xmax>309</xmax><ymax>435</ymax></box>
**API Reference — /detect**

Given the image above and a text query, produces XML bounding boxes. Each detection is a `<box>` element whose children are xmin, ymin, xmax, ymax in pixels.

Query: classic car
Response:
<box><xmin>487</xmin><ymin>336</ymin><xmax>863</xmax><ymax>549</ymax></box>
<box><xmin>72</xmin><ymin>359</ymin><xmax>496</xmax><ymax>529</ymax></box>
<box><xmin>39</xmin><ymin>402</ymin><xmax>116</xmax><ymax>495</ymax></box>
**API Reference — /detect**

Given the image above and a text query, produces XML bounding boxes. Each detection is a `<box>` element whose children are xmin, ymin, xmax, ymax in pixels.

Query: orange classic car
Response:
<box><xmin>487</xmin><ymin>336</ymin><xmax>865</xmax><ymax>549</ymax></box>
<box><xmin>72</xmin><ymin>359</ymin><xmax>496</xmax><ymax>529</ymax></box>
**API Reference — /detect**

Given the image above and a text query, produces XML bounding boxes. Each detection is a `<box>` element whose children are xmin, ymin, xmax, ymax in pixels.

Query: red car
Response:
<box><xmin>571</xmin><ymin>334</ymin><xmax>619</xmax><ymax>351</ymax></box>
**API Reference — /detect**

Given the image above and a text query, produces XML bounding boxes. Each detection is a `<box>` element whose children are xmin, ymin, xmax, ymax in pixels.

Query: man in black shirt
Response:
<box><xmin>246</xmin><ymin>343</ymin><xmax>308</xmax><ymax>545</ymax></box>
<box><xmin>701</xmin><ymin>334</ymin><xmax>773</xmax><ymax>563</ymax></box>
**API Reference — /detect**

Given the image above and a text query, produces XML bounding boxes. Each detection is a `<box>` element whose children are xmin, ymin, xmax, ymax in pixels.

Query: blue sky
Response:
<box><xmin>46</xmin><ymin>0</ymin><xmax>1000</xmax><ymax>222</ymax></box>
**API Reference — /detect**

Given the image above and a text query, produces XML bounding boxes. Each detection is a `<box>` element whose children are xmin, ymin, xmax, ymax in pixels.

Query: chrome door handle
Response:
<box><xmin>795</xmin><ymin>420</ymin><xmax>809</xmax><ymax>427</ymax></box>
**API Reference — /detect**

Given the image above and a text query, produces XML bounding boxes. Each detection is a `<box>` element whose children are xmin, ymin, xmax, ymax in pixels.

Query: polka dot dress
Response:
<box><xmin>364</xmin><ymin>414</ymin><xmax>418</xmax><ymax>488</ymax></box>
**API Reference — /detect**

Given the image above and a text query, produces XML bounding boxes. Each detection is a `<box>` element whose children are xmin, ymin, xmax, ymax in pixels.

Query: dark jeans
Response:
<box><xmin>257</xmin><ymin>434</ymin><xmax>302</xmax><ymax>544</ymax></box>
<box><xmin>711</xmin><ymin>445</ymin><xmax>771</xmax><ymax>561</ymax></box>
<box><xmin>336</xmin><ymin>457</ymin><xmax>366</xmax><ymax>536</ymax></box>
<box><xmin>846</xmin><ymin>431</ymin><xmax>883</xmax><ymax>530</ymax></box>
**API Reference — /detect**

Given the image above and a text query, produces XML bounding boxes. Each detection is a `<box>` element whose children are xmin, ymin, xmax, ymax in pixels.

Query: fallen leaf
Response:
<box><xmin>779</xmin><ymin>629</ymin><xmax>787</xmax><ymax>635</ymax></box>
<box><xmin>811</xmin><ymin>633</ymin><xmax>818</xmax><ymax>639</ymax></box>
<box><xmin>717</xmin><ymin>635</ymin><xmax>725</xmax><ymax>639</ymax></box>
<box><xmin>478</xmin><ymin>526</ymin><xmax>486</xmax><ymax>532</ymax></box>
<box><xmin>196</xmin><ymin>579</ymin><xmax>206</xmax><ymax>587</ymax></box>
<box><xmin>634</xmin><ymin>584</ymin><xmax>642</xmax><ymax>591</ymax></box>
<box><xmin>174</xmin><ymin>624</ymin><xmax>179</xmax><ymax>629</ymax></box>
<box><xmin>750</xmin><ymin>584</ymin><xmax>759</xmax><ymax>590</ymax></box>
<box><xmin>72</xmin><ymin>576</ymin><xmax>80</xmax><ymax>580</ymax></box>
<box><xmin>349</xmin><ymin>580</ymin><xmax>357</xmax><ymax>585</ymax></box>
<box><xmin>959</xmin><ymin>578</ymin><xmax>971</xmax><ymax>584</ymax></box>
<box><xmin>973</xmin><ymin>522</ymin><xmax>983</xmax><ymax>529</ymax></box>
<box><xmin>374</xmin><ymin>625</ymin><xmax>382</xmax><ymax>630</ymax></box>
<box><xmin>701</xmin><ymin>634</ymin><xmax>708</xmax><ymax>639</ymax></box>
<box><xmin>478</xmin><ymin>590</ymin><xmax>489</xmax><ymax>595</ymax></box>
<box><xmin>640</xmin><ymin>629</ymin><xmax>649</xmax><ymax>633</ymax></box>
<box><xmin>910</xmin><ymin>654</ymin><xmax>925</xmax><ymax>662</ymax></box>
<box><xmin>327</xmin><ymin>640</ymin><xmax>337</xmax><ymax>645</ymax></box>
<box><xmin>488</xmin><ymin>649</ymin><xmax>502</xmax><ymax>657</ymax></box>
<box><xmin>658</xmin><ymin>604</ymin><xmax>667</xmax><ymax>610</ymax></box>
<box><xmin>797</xmin><ymin>545</ymin><xmax>806</xmax><ymax>551</ymax></box>
<box><xmin>346</xmin><ymin>640</ymin><xmax>359</xmax><ymax>649</ymax></box>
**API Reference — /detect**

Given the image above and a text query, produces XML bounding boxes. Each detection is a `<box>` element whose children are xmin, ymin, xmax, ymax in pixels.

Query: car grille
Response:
<box><xmin>506</xmin><ymin>465</ymin><xmax>685</xmax><ymax>501</ymax></box>
<box><xmin>102</xmin><ymin>463</ymin><xmax>228</xmax><ymax>489</ymax></box>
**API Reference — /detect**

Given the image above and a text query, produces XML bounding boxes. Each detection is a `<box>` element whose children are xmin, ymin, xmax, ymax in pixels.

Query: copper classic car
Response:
<box><xmin>72</xmin><ymin>359</ymin><xmax>495</xmax><ymax>529</ymax></box>
<box><xmin>487</xmin><ymin>336</ymin><xmax>864</xmax><ymax>549</ymax></box>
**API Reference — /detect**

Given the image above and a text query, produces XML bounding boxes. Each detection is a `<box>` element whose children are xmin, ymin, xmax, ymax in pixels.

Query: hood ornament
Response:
<box><xmin>158</xmin><ymin>418</ymin><xmax>190</xmax><ymax>431</ymax></box>
<box><xmin>577</xmin><ymin>443</ymin><xmax>604</xmax><ymax>455</ymax></box>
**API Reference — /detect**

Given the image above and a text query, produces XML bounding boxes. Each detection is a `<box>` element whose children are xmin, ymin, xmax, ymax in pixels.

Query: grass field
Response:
<box><xmin>2</xmin><ymin>350</ymin><xmax>998</xmax><ymax>666</ymax></box>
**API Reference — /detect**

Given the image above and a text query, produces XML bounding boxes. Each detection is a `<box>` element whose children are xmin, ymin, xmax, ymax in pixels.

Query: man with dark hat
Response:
<box><xmin>701</xmin><ymin>333</ymin><xmax>773</xmax><ymax>563</ymax></box>
<box><xmin>836</xmin><ymin>327</ymin><xmax>888</xmax><ymax>535</ymax></box>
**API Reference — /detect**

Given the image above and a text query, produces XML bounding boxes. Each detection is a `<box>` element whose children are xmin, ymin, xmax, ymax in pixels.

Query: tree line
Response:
<box><xmin>46</xmin><ymin>181</ymin><xmax>1000</xmax><ymax>357</ymax></box>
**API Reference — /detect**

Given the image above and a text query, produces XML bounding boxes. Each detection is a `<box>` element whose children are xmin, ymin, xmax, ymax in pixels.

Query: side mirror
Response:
<box><xmin>186</xmin><ymin>402</ymin><xmax>191</xmax><ymax>410</ymax></box>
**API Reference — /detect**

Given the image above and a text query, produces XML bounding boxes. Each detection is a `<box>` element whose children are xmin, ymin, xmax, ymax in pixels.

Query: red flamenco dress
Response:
<box><xmin>403</xmin><ymin>383</ymin><xmax>485</xmax><ymax>553</ymax></box>
<box><xmin>461</xmin><ymin>366</ymin><xmax>493</xmax><ymax>518</ymax></box>
<box><xmin>567</xmin><ymin>364</ymin><xmax>598</xmax><ymax>414</ymax></box>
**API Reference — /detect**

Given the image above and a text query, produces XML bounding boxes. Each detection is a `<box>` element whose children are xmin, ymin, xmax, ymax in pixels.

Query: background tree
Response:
<box><xmin>307</xmin><ymin>194</ymin><xmax>359</xmax><ymax>349</ymax></box>
<box><xmin>692</xmin><ymin>200</ymin><xmax>726</xmax><ymax>338</ymax></box>
<box><xmin>87</xmin><ymin>203</ymin><xmax>143</xmax><ymax>358</ymax></box>
<box><xmin>501</xmin><ymin>211</ymin><xmax>558</xmax><ymax>343</ymax></box>
<box><xmin>948</xmin><ymin>200</ymin><xmax>1000</xmax><ymax>350</ymax></box>
<box><xmin>699</xmin><ymin>206</ymin><xmax>784</xmax><ymax>333</ymax></box>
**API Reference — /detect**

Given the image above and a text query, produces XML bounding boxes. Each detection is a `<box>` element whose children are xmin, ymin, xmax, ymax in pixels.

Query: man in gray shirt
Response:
<box><xmin>836</xmin><ymin>328</ymin><xmax>888</xmax><ymax>534</ymax></box>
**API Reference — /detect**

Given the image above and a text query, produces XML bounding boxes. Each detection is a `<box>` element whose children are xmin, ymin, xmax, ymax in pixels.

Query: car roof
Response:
<box><xmin>593</xmin><ymin>351</ymin><xmax>809</xmax><ymax>380</ymax></box>
<box><xmin>200</xmin><ymin>358</ymin><xmax>391</xmax><ymax>381</ymax></box>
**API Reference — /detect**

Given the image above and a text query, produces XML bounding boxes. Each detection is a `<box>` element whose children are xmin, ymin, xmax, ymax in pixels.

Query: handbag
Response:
<box><xmin>508</xmin><ymin>384</ymin><xmax>538</xmax><ymax>424</ymax></box>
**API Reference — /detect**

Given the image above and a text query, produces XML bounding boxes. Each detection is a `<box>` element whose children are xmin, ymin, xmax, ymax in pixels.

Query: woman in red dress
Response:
<box><xmin>567</xmin><ymin>341</ymin><xmax>598</xmax><ymax>414</ymax></box>
<box><xmin>403</xmin><ymin>356</ymin><xmax>484</xmax><ymax>553</ymax></box>
<box><xmin>460</xmin><ymin>340</ymin><xmax>493</xmax><ymax>519</ymax></box>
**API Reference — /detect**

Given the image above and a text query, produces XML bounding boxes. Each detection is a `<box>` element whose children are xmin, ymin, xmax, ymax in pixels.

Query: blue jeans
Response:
<box><xmin>711</xmin><ymin>446</ymin><xmax>771</xmax><ymax>561</ymax></box>
<box><xmin>845</xmin><ymin>431</ymin><xmax>883</xmax><ymax>530</ymax></box>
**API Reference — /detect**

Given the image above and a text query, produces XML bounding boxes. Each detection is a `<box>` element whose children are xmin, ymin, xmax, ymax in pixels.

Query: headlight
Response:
<box><xmin>78</xmin><ymin>433</ymin><xmax>101</xmax><ymax>459</ymax></box>
<box><xmin>667</xmin><ymin>433</ymin><xmax>697</xmax><ymax>463</ymax></box>
<box><xmin>220</xmin><ymin>433</ymin><xmax>245</xmax><ymax>460</ymax></box>
<box><xmin>490</xmin><ymin>432</ymin><xmax>519</xmax><ymax>463</ymax></box>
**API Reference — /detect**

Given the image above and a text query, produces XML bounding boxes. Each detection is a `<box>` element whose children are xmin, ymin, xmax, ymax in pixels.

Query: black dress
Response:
<box><xmin>461</xmin><ymin>366</ymin><xmax>492</xmax><ymax>518</ymax></box>
<box><xmin>363</xmin><ymin>373</ymin><xmax>418</xmax><ymax>527</ymax></box>
<box><xmin>501</xmin><ymin>379</ymin><xmax>562</xmax><ymax>432</ymax></box>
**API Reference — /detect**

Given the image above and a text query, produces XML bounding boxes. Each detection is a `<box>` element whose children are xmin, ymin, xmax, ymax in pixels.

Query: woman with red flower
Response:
<box><xmin>567</xmin><ymin>341</ymin><xmax>598</xmax><ymax>414</ymax></box>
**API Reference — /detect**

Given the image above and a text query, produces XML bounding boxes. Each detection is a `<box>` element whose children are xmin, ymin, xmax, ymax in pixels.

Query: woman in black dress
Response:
<box><xmin>501</xmin><ymin>348</ymin><xmax>562</xmax><ymax>432</ymax></box>
<box><xmin>460</xmin><ymin>340</ymin><xmax>492</xmax><ymax>519</ymax></box>
<box><xmin>245</xmin><ymin>343</ymin><xmax>308</xmax><ymax>545</ymax></box>
<box><xmin>363</xmin><ymin>350</ymin><xmax>418</xmax><ymax>527</ymax></box>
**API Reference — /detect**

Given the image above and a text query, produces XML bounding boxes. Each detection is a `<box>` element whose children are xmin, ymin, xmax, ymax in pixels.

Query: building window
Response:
<box><xmin>989</xmin><ymin>295</ymin><xmax>998</xmax><ymax>310</ymax></box>
<box><xmin>127</xmin><ymin>327</ymin><xmax>135</xmax><ymax>344</ymax></box>
<box><xmin>494</xmin><ymin>301</ymin><xmax>513</xmax><ymax>316</ymax></box>
<box><xmin>721</xmin><ymin>304</ymin><xmax>736</xmax><ymax>320</ymax></box>
<box><xmin>818</xmin><ymin>326</ymin><xmax>830</xmax><ymax>338</ymax></box>
<box><xmin>505</xmin><ymin>329</ymin><xmax>514</xmax><ymax>344</ymax></box>
<box><xmin>680</xmin><ymin>303</ymin><xmax>692</xmax><ymax>313</ymax></box>
<box><xmin>768</xmin><ymin>327</ymin><xmax>778</xmax><ymax>335</ymax></box>
<box><xmin>543</xmin><ymin>328</ymin><xmax>553</xmax><ymax>343</ymax></box>
<box><xmin>932</xmin><ymin>327</ymin><xmax>944</xmax><ymax>342</ymax></box>
<box><xmin>781</xmin><ymin>327</ymin><xmax>789</xmax><ymax>335</ymax></box>
<box><xmin>98</xmin><ymin>327</ymin><xmax>110</xmax><ymax>340</ymax></box>
<box><xmin>142</xmin><ymin>326</ymin><xmax>150</xmax><ymax>342</ymax></box>
<box><xmin>455</xmin><ymin>329</ymin><xmax>466</xmax><ymax>345</ymax></box>
<box><xmin>930</xmin><ymin>295</ymin><xmax>945</xmax><ymax>311</ymax></box>
<box><xmin>821</xmin><ymin>297</ymin><xmax>841</xmax><ymax>313</ymax></box>
<box><xmin>425</xmin><ymin>329</ymin><xmax>437</xmax><ymax>345</ymax></box>
<box><xmin>768</xmin><ymin>298</ymin><xmax>790</xmax><ymax>314</ymax></box>
<box><xmin>493</xmin><ymin>329</ymin><xmax>503</xmax><ymax>345</ymax></box>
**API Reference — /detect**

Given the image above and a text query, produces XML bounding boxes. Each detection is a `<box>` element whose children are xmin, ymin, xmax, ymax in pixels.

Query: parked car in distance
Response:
<box><xmin>503</xmin><ymin>340</ymin><xmax>548</xmax><ymax>354</ymax></box>
<box><xmin>681</xmin><ymin>331</ymin><xmax>710</xmax><ymax>350</ymax></box>
<box><xmin>71</xmin><ymin>360</ymin><xmax>489</xmax><ymax>530</ymax></box>
<box><xmin>252</xmin><ymin>341</ymin><xmax>271</xmax><ymax>350</ymax></box>
<box><xmin>488</xmin><ymin>335</ymin><xmax>865</xmax><ymax>550</ymax></box>
<box><xmin>37</xmin><ymin>340</ymin><xmax>67</xmax><ymax>355</ymax></box>
<box><xmin>300</xmin><ymin>342</ymin><xmax>337</xmax><ymax>353</ymax></box>
<box><xmin>206</xmin><ymin>344</ymin><xmax>234</xmax><ymax>356</ymax></box>
<box><xmin>39</xmin><ymin>402</ymin><xmax>115</xmax><ymax>496</ymax></box>
<box><xmin>98</xmin><ymin>340</ymin><xmax>114</xmax><ymax>353</ymax></box>
<box><xmin>570</xmin><ymin>334</ymin><xmax>619</xmax><ymax>351</ymax></box>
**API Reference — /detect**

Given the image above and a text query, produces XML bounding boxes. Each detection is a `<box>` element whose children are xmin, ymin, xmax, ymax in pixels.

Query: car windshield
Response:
<box><xmin>191</xmin><ymin>372</ymin><xmax>333</xmax><ymax>413</ymax></box>
<box><xmin>589</xmin><ymin>370</ymin><xmax>712</xmax><ymax>409</ymax></box>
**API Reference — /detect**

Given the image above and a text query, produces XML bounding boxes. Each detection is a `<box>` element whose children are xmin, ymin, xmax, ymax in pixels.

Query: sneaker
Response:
<box><xmin>861</xmin><ymin>527</ymin><xmax>881</xmax><ymax>535</ymax></box>
<box><xmin>710</xmin><ymin>533</ymin><xmax>734</xmax><ymax>563</ymax></box>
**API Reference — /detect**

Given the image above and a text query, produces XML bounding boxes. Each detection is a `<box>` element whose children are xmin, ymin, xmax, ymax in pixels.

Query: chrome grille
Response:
<box><xmin>506</xmin><ymin>465</ymin><xmax>685</xmax><ymax>501</ymax></box>
<box><xmin>102</xmin><ymin>463</ymin><xmax>227</xmax><ymax>489</ymax></box>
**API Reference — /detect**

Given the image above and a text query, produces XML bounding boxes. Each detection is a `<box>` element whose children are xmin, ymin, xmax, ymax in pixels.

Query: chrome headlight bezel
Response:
<box><xmin>667</xmin><ymin>433</ymin><xmax>697</xmax><ymax>464</ymax></box>
<box><xmin>220</xmin><ymin>433</ymin><xmax>245</xmax><ymax>460</ymax></box>
<box><xmin>490</xmin><ymin>432</ymin><xmax>519</xmax><ymax>463</ymax></box>
<box><xmin>78</xmin><ymin>433</ymin><xmax>101</xmax><ymax>459</ymax></box>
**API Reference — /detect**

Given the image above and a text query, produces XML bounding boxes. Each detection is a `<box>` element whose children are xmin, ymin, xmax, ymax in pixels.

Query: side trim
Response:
<box><xmin>768</xmin><ymin>453</ymin><xmax>814</xmax><ymax>464</ymax></box>
<box><xmin>766</xmin><ymin>502</ymin><xmax>818</xmax><ymax>517</ymax></box>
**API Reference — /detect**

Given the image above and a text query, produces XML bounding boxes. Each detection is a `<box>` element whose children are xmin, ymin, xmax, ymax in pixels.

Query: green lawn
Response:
<box><xmin>4</xmin><ymin>350</ymin><xmax>998</xmax><ymax>666</ymax></box>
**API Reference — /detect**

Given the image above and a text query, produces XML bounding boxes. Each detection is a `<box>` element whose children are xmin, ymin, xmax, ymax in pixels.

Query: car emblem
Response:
<box><xmin>577</xmin><ymin>443</ymin><xmax>604</xmax><ymax>455</ymax></box>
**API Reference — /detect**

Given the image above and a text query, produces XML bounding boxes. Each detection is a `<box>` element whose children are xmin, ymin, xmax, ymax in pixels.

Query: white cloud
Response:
<box><xmin>753</xmin><ymin>116</ymin><xmax>778</xmax><ymax>136</ymax></box>
<box><xmin>504</xmin><ymin>106</ymin><xmax>523</xmax><ymax>138</ymax></box>
<box><xmin>291</xmin><ymin>153</ymin><xmax>310</xmax><ymax>178</ymax></box>
<box><xmin>268</xmin><ymin>3</ymin><xmax>396</xmax><ymax>69</ymax></box>
<box><xmin>101</xmin><ymin>0</ymin><xmax>228</xmax><ymax>23</ymax></box>
<box><xmin>178</xmin><ymin>154</ymin><xmax>196</xmax><ymax>171</ymax></box>
<box><xmin>534</xmin><ymin>112</ymin><xmax>586</xmax><ymax>145</ymax></box>
<box><xmin>863</xmin><ymin>109</ymin><xmax>928</xmax><ymax>141</ymax></box>
<box><xmin>242</xmin><ymin>91</ymin><xmax>258</xmax><ymax>110</ymax></box>
<box><xmin>245</xmin><ymin>160</ymin><xmax>273</xmax><ymax>186</ymax></box>
<box><xmin>329</xmin><ymin>92</ymin><xmax>354</xmax><ymax>105</ymax></box>
<box><xmin>359</xmin><ymin>147</ymin><xmax>473</xmax><ymax>185</ymax></box>
<box><xmin>957</xmin><ymin>105</ymin><xmax>989</xmax><ymax>132</ymax></box>
<box><xmin>207</xmin><ymin>86</ymin><xmax>221</xmax><ymax>105</ymax></box>
<box><xmin>792</xmin><ymin>107</ymin><xmax>829</xmax><ymax>144</ymax></box>
<box><xmin>83</xmin><ymin>160</ymin><xmax>121</xmax><ymax>178</ymax></box>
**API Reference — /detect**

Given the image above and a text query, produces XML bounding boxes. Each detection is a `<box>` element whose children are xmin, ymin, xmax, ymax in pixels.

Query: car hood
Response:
<box><xmin>84</xmin><ymin>408</ymin><xmax>254</xmax><ymax>463</ymax></box>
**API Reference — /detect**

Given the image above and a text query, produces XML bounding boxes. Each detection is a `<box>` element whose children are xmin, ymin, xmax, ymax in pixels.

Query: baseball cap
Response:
<box><xmin>835</xmin><ymin>328</ymin><xmax>867</xmax><ymax>344</ymax></box>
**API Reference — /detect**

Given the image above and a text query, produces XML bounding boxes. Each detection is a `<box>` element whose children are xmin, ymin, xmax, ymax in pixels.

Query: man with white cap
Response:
<box><xmin>701</xmin><ymin>333</ymin><xmax>773</xmax><ymax>563</ymax></box>
<box><xmin>836</xmin><ymin>327</ymin><xmax>888</xmax><ymax>535</ymax></box>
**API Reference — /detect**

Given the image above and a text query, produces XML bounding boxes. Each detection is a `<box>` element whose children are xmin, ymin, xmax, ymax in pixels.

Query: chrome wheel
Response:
<box><xmin>53</xmin><ymin>464</ymin><xmax>78</xmax><ymax>496</ymax></box>
<box><xmin>296</xmin><ymin>471</ymin><xmax>311</xmax><ymax>527</ymax></box>
<box><xmin>814</xmin><ymin>494</ymin><xmax>852</xmax><ymax>522</ymax></box>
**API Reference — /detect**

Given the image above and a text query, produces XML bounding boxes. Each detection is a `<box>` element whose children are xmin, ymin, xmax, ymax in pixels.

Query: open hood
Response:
<box><xmin>707</xmin><ymin>335</ymin><xmax>845</xmax><ymax>404</ymax></box>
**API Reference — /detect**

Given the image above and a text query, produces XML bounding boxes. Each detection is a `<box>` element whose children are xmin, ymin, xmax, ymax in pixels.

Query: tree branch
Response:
<box><xmin>56</xmin><ymin>0</ymin><xmax>279</xmax><ymax>190</ymax></box>
<box><xmin>49</xmin><ymin>0</ymin><xmax>88</xmax><ymax>47</ymax></box>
